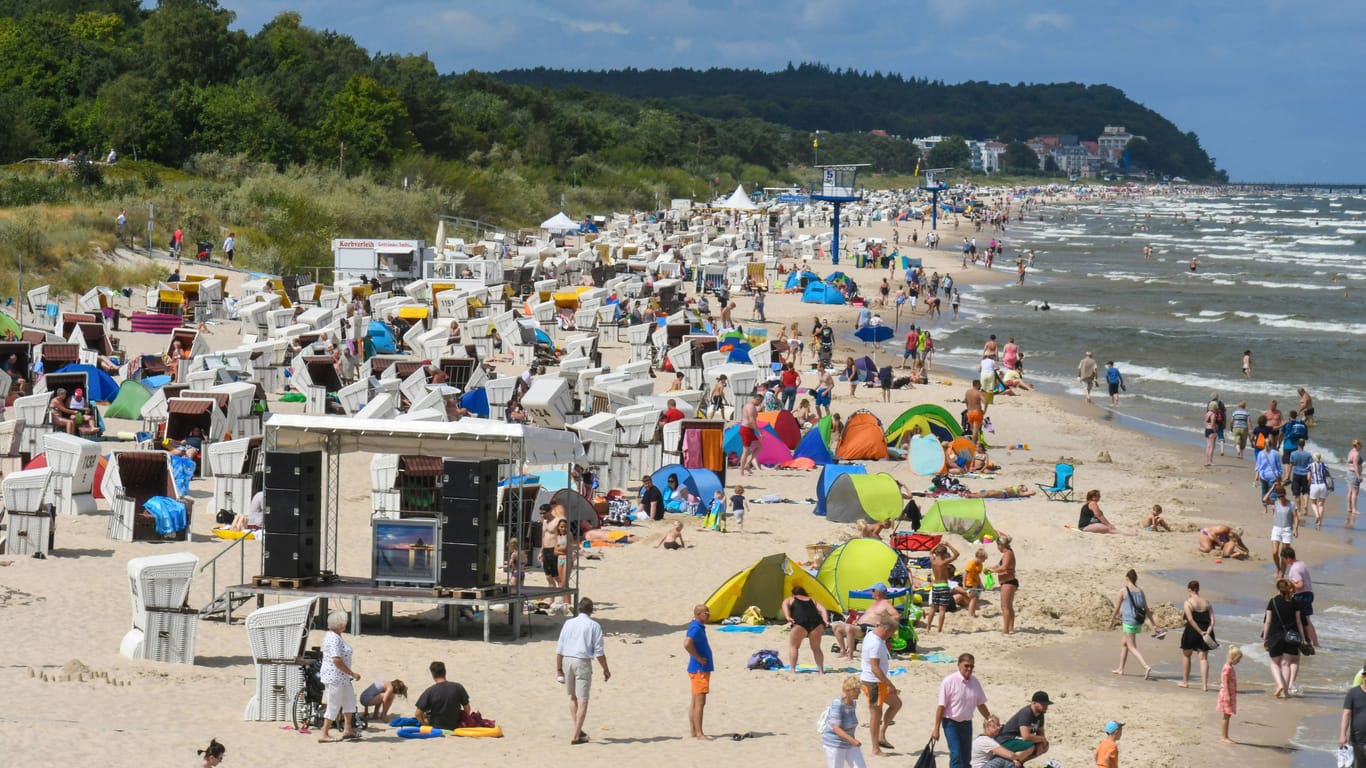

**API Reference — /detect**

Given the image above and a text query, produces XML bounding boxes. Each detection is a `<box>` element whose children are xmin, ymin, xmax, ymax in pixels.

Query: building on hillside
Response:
<box><xmin>1097</xmin><ymin>125</ymin><xmax>1144</xmax><ymax>164</ymax></box>
<box><xmin>979</xmin><ymin>141</ymin><xmax>1007</xmax><ymax>173</ymax></box>
<box><xmin>913</xmin><ymin>135</ymin><xmax>946</xmax><ymax>154</ymax></box>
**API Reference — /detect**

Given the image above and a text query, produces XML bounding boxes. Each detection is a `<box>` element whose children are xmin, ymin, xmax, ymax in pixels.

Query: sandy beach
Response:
<box><xmin>0</xmin><ymin>209</ymin><xmax>1341</xmax><ymax>767</ymax></box>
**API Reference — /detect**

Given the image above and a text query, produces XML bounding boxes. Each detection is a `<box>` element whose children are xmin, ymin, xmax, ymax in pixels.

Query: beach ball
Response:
<box><xmin>912</xmin><ymin>594</ymin><xmax>923</xmax><ymax>605</ymax></box>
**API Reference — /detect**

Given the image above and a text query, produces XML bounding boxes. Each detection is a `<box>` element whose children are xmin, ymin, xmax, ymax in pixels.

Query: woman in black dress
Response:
<box><xmin>1179</xmin><ymin>580</ymin><xmax>1216</xmax><ymax>690</ymax></box>
<box><xmin>1261</xmin><ymin>578</ymin><xmax>1306</xmax><ymax>698</ymax></box>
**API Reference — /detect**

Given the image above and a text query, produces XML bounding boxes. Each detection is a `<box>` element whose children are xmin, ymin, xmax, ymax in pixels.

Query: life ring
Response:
<box><xmin>397</xmin><ymin>726</ymin><xmax>446</xmax><ymax>739</ymax></box>
<box><xmin>453</xmin><ymin>726</ymin><xmax>504</xmax><ymax>738</ymax></box>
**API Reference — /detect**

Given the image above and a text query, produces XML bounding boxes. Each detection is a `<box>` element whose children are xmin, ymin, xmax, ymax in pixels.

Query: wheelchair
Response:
<box><xmin>292</xmin><ymin>650</ymin><xmax>370</xmax><ymax>732</ymax></box>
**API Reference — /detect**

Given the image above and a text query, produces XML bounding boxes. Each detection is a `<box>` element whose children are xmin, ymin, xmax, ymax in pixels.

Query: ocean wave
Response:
<box><xmin>1243</xmin><ymin>279</ymin><xmax>1345</xmax><ymax>291</ymax></box>
<box><xmin>1294</xmin><ymin>236</ymin><xmax>1355</xmax><ymax>246</ymax></box>
<box><xmin>1196</xmin><ymin>310</ymin><xmax>1226</xmax><ymax>317</ymax></box>
<box><xmin>1183</xmin><ymin>317</ymin><xmax>1222</xmax><ymax>324</ymax></box>
<box><xmin>1255</xmin><ymin>315</ymin><xmax>1366</xmax><ymax>334</ymax></box>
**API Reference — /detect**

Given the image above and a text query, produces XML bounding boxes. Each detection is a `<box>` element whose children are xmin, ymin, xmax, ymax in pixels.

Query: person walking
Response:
<box><xmin>931</xmin><ymin>652</ymin><xmax>992</xmax><ymax>768</ymax></box>
<box><xmin>317</xmin><ymin>610</ymin><xmax>362</xmax><ymax>742</ymax></box>
<box><xmin>1108</xmin><ymin>569</ymin><xmax>1157</xmax><ymax>679</ymax></box>
<box><xmin>1077</xmin><ymin>351</ymin><xmax>1098</xmax><ymax>404</ymax></box>
<box><xmin>1095</xmin><ymin>721</ymin><xmax>1124</xmax><ymax>768</ymax></box>
<box><xmin>222</xmin><ymin>231</ymin><xmax>236</xmax><ymax>265</ymax></box>
<box><xmin>684</xmin><ymin>604</ymin><xmax>714</xmax><ymax>740</ymax></box>
<box><xmin>1178</xmin><ymin>580</ymin><xmax>1216</xmax><ymax>691</ymax></box>
<box><xmin>1348</xmin><ymin>439</ymin><xmax>1363</xmax><ymax>526</ymax></box>
<box><xmin>1262</xmin><ymin>578</ymin><xmax>1306</xmax><ymax>698</ymax></box>
<box><xmin>556</xmin><ymin>597</ymin><xmax>610</xmax><ymax>744</ymax></box>
<box><xmin>738</xmin><ymin>392</ymin><xmax>762</xmax><ymax>476</ymax></box>
<box><xmin>860</xmin><ymin>617</ymin><xmax>901</xmax><ymax>756</ymax></box>
<box><xmin>1283</xmin><ymin>546</ymin><xmax>1320</xmax><ymax>651</ymax></box>
<box><xmin>1340</xmin><ymin>663</ymin><xmax>1366</xmax><ymax>768</ymax></box>
<box><xmin>819</xmin><ymin>675</ymin><xmax>866</xmax><ymax>768</ymax></box>
<box><xmin>1202</xmin><ymin>405</ymin><xmax>1218</xmax><ymax>466</ymax></box>
<box><xmin>1229</xmin><ymin>400</ymin><xmax>1251</xmax><ymax>459</ymax></box>
<box><xmin>1104</xmin><ymin>361</ymin><xmax>1124</xmax><ymax>407</ymax></box>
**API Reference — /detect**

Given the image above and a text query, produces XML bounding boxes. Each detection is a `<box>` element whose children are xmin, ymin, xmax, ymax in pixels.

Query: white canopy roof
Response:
<box><xmin>265</xmin><ymin>414</ymin><xmax>585</xmax><ymax>464</ymax></box>
<box><xmin>719</xmin><ymin>184</ymin><xmax>757</xmax><ymax>211</ymax></box>
<box><xmin>540</xmin><ymin>212</ymin><xmax>580</xmax><ymax>233</ymax></box>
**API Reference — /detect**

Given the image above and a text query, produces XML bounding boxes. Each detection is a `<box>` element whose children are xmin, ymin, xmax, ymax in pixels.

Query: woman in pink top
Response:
<box><xmin>1001</xmin><ymin>338</ymin><xmax>1019</xmax><ymax>372</ymax></box>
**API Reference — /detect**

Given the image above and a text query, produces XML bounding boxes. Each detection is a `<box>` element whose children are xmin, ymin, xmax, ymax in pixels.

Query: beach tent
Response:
<box><xmin>784</xmin><ymin>270</ymin><xmax>821</xmax><ymax>291</ymax></box>
<box><xmin>0</xmin><ymin>310</ymin><xmax>21</xmax><ymax>339</ymax></box>
<box><xmin>793</xmin><ymin>423</ymin><xmax>835</xmax><ymax>465</ymax></box>
<box><xmin>540</xmin><ymin>212</ymin><xmax>580</xmax><ymax>233</ymax></box>
<box><xmin>919</xmin><ymin>498</ymin><xmax>997</xmax><ymax>543</ymax></box>
<box><xmin>535</xmin><ymin>487</ymin><xmax>600</xmax><ymax>526</ymax></box>
<box><xmin>823</xmin><ymin>472</ymin><xmax>903</xmax><ymax>523</ymax></box>
<box><xmin>650</xmin><ymin>464</ymin><xmax>722</xmax><ymax>505</ymax></box>
<box><xmin>104</xmin><ymin>379</ymin><xmax>154</xmax><ymax>420</ymax></box>
<box><xmin>719</xmin><ymin>184</ymin><xmax>757</xmax><ymax>211</ymax></box>
<box><xmin>757</xmin><ymin>410</ymin><xmax>801</xmax><ymax>449</ymax></box>
<box><xmin>53</xmin><ymin>363</ymin><xmax>119</xmax><ymax>402</ymax></box>
<box><xmin>721</xmin><ymin>424</ymin><xmax>791</xmax><ymax>467</ymax></box>
<box><xmin>835</xmin><ymin>411</ymin><xmax>889</xmax><ymax>461</ymax></box>
<box><xmin>367</xmin><ymin>322</ymin><xmax>398</xmax><ymax>355</ymax></box>
<box><xmin>816</xmin><ymin>538</ymin><xmax>902</xmax><ymax>612</ymax></box>
<box><xmin>813</xmin><ymin>464</ymin><xmax>866</xmax><ymax>516</ymax></box>
<box><xmin>704</xmin><ymin>553</ymin><xmax>842</xmax><ymax>622</ymax></box>
<box><xmin>801</xmin><ymin>281</ymin><xmax>845</xmax><ymax>305</ymax></box>
<box><xmin>884</xmin><ymin>403</ymin><xmax>962</xmax><ymax>446</ymax></box>
<box><xmin>850</xmin><ymin>356</ymin><xmax>877</xmax><ymax>382</ymax></box>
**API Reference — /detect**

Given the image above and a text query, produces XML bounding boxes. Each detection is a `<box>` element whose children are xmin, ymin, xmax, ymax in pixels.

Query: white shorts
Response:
<box><xmin>564</xmin><ymin>656</ymin><xmax>594</xmax><ymax>700</ymax></box>
<box><xmin>1308</xmin><ymin>483</ymin><xmax>1328</xmax><ymax>500</ymax></box>
<box><xmin>324</xmin><ymin>680</ymin><xmax>357</xmax><ymax>719</ymax></box>
<box><xmin>1270</xmin><ymin>526</ymin><xmax>1294</xmax><ymax>545</ymax></box>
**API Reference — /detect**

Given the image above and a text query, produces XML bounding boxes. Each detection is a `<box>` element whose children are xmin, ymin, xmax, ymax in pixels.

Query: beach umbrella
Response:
<box><xmin>855</xmin><ymin>325</ymin><xmax>894</xmax><ymax>366</ymax></box>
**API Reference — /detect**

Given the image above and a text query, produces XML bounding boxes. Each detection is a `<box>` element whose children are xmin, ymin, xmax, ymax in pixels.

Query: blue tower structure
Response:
<box><xmin>920</xmin><ymin>167</ymin><xmax>952</xmax><ymax>231</ymax></box>
<box><xmin>810</xmin><ymin>164</ymin><xmax>868</xmax><ymax>266</ymax></box>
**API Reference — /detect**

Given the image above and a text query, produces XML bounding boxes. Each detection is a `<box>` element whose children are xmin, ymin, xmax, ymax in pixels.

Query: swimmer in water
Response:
<box><xmin>1190</xmin><ymin>257</ymin><xmax>1199</xmax><ymax>272</ymax></box>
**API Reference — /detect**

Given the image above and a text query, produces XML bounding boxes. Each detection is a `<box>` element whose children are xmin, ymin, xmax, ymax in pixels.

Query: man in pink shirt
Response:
<box><xmin>932</xmin><ymin>652</ymin><xmax>993</xmax><ymax>768</ymax></box>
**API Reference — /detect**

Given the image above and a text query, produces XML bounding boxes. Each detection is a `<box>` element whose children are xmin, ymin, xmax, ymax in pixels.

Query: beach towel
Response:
<box><xmin>718</xmin><ymin>625</ymin><xmax>767</xmax><ymax>633</ymax></box>
<box><xmin>143</xmin><ymin>495</ymin><xmax>187</xmax><ymax>535</ymax></box>
<box><xmin>170</xmin><ymin>455</ymin><xmax>196</xmax><ymax>497</ymax></box>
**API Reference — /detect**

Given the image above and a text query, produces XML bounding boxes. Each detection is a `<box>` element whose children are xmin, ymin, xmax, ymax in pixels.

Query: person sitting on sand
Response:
<box><xmin>1077</xmin><ymin>489</ymin><xmax>1135</xmax><ymax>535</ymax></box>
<box><xmin>1198</xmin><ymin>525</ymin><xmax>1249</xmax><ymax>559</ymax></box>
<box><xmin>1142</xmin><ymin>504</ymin><xmax>1172</xmax><ymax>532</ymax></box>
<box><xmin>656</xmin><ymin>521</ymin><xmax>685</xmax><ymax>550</ymax></box>
<box><xmin>794</xmin><ymin>398</ymin><xmax>816</xmax><ymax>428</ymax></box>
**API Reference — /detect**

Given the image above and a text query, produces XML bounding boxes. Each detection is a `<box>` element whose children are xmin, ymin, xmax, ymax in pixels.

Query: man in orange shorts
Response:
<box><xmin>684</xmin><ymin>604</ymin><xmax>714</xmax><ymax>739</ymax></box>
<box><xmin>860</xmin><ymin>616</ymin><xmax>902</xmax><ymax>755</ymax></box>
<box><xmin>964</xmin><ymin>379</ymin><xmax>987</xmax><ymax>443</ymax></box>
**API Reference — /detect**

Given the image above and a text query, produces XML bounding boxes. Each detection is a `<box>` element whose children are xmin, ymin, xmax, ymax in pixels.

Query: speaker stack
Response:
<box><xmin>261</xmin><ymin>450</ymin><xmax>323</xmax><ymax>580</ymax></box>
<box><xmin>437</xmin><ymin>459</ymin><xmax>498</xmax><ymax>588</ymax></box>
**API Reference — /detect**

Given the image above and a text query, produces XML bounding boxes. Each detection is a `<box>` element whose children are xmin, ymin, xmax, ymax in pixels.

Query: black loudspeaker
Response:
<box><xmin>262</xmin><ymin>532</ymin><xmax>321</xmax><ymax>579</ymax></box>
<box><xmin>262</xmin><ymin>488</ymin><xmax>321</xmax><ymax>534</ymax></box>
<box><xmin>441</xmin><ymin>459</ymin><xmax>498</xmax><ymax>501</ymax></box>
<box><xmin>438</xmin><ymin>496</ymin><xmax>496</xmax><ymax>545</ymax></box>
<box><xmin>438</xmin><ymin>541</ymin><xmax>495</xmax><ymax>588</ymax></box>
<box><xmin>264</xmin><ymin>450</ymin><xmax>323</xmax><ymax>490</ymax></box>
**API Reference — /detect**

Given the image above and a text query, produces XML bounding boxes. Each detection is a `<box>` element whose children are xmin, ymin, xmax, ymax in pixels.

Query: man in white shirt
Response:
<box><xmin>556</xmin><ymin>597</ymin><xmax>610</xmax><ymax>744</ymax></box>
<box><xmin>860</xmin><ymin>617</ymin><xmax>901</xmax><ymax>756</ymax></box>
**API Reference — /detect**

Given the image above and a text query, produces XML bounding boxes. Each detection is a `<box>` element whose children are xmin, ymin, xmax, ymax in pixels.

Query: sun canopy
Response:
<box><xmin>264</xmin><ymin>414</ymin><xmax>585</xmax><ymax>464</ymax></box>
<box><xmin>823</xmin><ymin>472</ymin><xmax>903</xmax><ymax>523</ymax></box>
<box><xmin>704</xmin><ymin>553</ymin><xmax>842</xmax><ymax>622</ymax></box>
<box><xmin>52</xmin><ymin>363</ymin><xmax>120</xmax><ymax>402</ymax></box>
<box><xmin>718</xmin><ymin>184</ymin><xmax>757</xmax><ymax>211</ymax></box>
<box><xmin>722</xmin><ymin>423</ymin><xmax>791</xmax><ymax>467</ymax></box>
<box><xmin>541</xmin><ymin>211</ymin><xmax>580</xmax><ymax>233</ymax></box>
<box><xmin>885</xmin><ymin>403</ymin><xmax>962</xmax><ymax>446</ymax></box>
<box><xmin>756</xmin><ymin>410</ymin><xmax>801</xmax><ymax>449</ymax></box>
<box><xmin>535</xmin><ymin>487</ymin><xmax>598</xmax><ymax>525</ymax></box>
<box><xmin>801</xmin><ymin>281</ymin><xmax>845</xmax><ymax>305</ymax></box>
<box><xmin>920</xmin><ymin>498</ymin><xmax>997</xmax><ymax>543</ymax></box>
<box><xmin>650</xmin><ymin>463</ymin><xmax>722</xmax><ymax>504</ymax></box>
<box><xmin>816</xmin><ymin>538</ymin><xmax>902</xmax><ymax>612</ymax></box>
<box><xmin>793</xmin><ymin>423</ymin><xmax>834</xmax><ymax>465</ymax></box>
<box><xmin>784</xmin><ymin>270</ymin><xmax>821</xmax><ymax>291</ymax></box>
<box><xmin>835</xmin><ymin>411</ymin><xmax>889</xmax><ymax>461</ymax></box>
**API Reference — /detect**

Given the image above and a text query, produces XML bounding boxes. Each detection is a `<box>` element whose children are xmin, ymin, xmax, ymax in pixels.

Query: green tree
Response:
<box><xmin>1001</xmin><ymin>141</ymin><xmax>1039</xmax><ymax>173</ymax></box>
<box><xmin>138</xmin><ymin>0</ymin><xmax>244</xmax><ymax>88</ymax></box>
<box><xmin>926</xmin><ymin>135</ymin><xmax>970</xmax><ymax>170</ymax></box>
<box><xmin>1123</xmin><ymin>137</ymin><xmax>1157</xmax><ymax>172</ymax></box>
<box><xmin>313</xmin><ymin>74</ymin><xmax>415</xmax><ymax>171</ymax></box>
<box><xmin>194</xmin><ymin>80</ymin><xmax>301</xmax><ymax>167</ymax></box>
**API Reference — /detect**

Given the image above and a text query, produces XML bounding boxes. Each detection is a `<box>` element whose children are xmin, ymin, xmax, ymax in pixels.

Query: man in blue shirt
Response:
<box><xmin>1256</xmin><ymin>441</ymin><xmax>1284</xmax><ymax>512</ymax></box>
<box><xmin>1289</xmin><ymin>438</ymin><xmax>1314</xmax><ymax>512</ymax></box>
<box><xmin>684</xmin><ymin>604</ymin><xmax>714</xmax><ymax>740</ymax></box>
<box><xmin>1281</xmin><ymin>411</ymin><xmax>1309</xmax><ymax>478</ymax></box>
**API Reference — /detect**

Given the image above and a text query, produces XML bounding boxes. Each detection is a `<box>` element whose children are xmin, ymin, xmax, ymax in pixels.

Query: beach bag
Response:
<box><xmin>888</xmin><ymin>559</ymin><xmax>910</xmax><ymax>588</ymax></box>
<box><xmin>741</xmin><ymin>606</ymin><xmax>765</xmax><ymax>625</ymax></box>
<box><xmin>460</xmin><ymin>711</ymin><xmax>496</xmax><ymax>728</ymax></box>
<box><xmin>816</xmin><ymin>700</ymin><xmax>836</xmax><ymax>735</ymax></box>
<box><xmin>913</xmin><ymin>738</ymin><xmax>938</xmax><ymax>768</ymax></box>
<box><xmin>1326</xmin><ymin>471</ymin><xmax>1335</xmax><ymax>493</ymax></box>
<box><xmin>746</xmin><ymin>649</ymin><xmax>782</xmax><ymax>670</ymax></box>
<box><xmin>1275</xmin><ymin>601</ymin><xmax>1301</xmax><ymax>645</ymax></box>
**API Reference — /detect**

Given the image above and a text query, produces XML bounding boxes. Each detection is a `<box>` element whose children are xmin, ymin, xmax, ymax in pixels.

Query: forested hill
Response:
<box><xmin>496</xmin><ymin>63</ymin><xmax>1224</xmax><ymax>181</ymax></box>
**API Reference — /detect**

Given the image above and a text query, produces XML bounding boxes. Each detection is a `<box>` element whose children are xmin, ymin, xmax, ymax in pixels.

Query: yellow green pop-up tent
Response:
<box><xmin>919</xmin><ymin>498</ymin><xmax>997</xmax><ymax>543</ymax></box>
<box><xmin>704</xmin><ymin>553</ymin><xmax>842</xmax><ymax>622</ymax></box>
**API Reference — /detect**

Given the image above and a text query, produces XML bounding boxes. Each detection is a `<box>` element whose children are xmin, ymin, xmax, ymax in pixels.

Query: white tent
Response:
<box><xmin>541</xmin><ymin>212</ymin><xmax>580</xmax><ymax>233</ymax></box>
<box><xmin>719</xmin><ymin>184</ymin><xmax>757</xmax><ymax>211</ymax></box>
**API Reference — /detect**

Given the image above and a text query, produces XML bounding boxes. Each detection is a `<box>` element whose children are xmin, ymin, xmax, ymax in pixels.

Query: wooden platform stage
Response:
<box><xmin>222</xmin><ymin>577</ymin><xmax>578</xmax><ymax>642</ymax></box>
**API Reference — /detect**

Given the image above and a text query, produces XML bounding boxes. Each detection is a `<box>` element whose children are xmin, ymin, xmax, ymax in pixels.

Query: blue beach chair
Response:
<box><xmin>1036</xmin><ymin>463</ymin><xmax>1075</xmax><ymax>502</ymax></box>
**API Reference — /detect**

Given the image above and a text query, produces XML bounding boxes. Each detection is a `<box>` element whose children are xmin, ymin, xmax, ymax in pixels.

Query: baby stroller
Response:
<box><xmin>292</xmin><ymin>649</ymin><xmax>369</xmax><ymax>732</ymax></box>
<box><xmin>196</xmin><ymin>241</ymin><xmax>213</xmax><ymax>262</ymax></box>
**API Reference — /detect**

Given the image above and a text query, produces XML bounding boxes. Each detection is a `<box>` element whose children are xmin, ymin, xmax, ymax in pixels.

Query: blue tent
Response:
<box><xmin>367</xmin><ymin>322</ymin><xmax>398</xmax><ymax>355</ymax></box>
<box><xmin>784</xmin><ymin>270</ymin><xmax>821</xmax><ymax>291</ymax></box>
<box><xmin>52</xmin><ymin>363</ymin><xmax>120</xmax><ymax>402</ymax></box>
<box><xmin>651</xmin><ymin>464</ymin><xmax>722</xmax><ymax>506</ymax></box>
<box><xmin>460</xmin><ymin>388</ymin><xmax>489</xmax><ymax>417</ymax></box>
<box><xmin>802</xmin><ymin>281</ymin><xmax>846</xmax><ymax>305</ymax></box>
<box><xmin>814</xmin><ymin>464</ymin><xmax>867</xmax><ymax>516</ymax></box>
<box><xmin>793</xmin><ymin>427</ymin><xmax>835</xmax><ymax>465</ymax></box>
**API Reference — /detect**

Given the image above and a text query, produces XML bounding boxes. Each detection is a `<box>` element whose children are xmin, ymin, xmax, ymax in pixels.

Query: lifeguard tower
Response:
<box><xmin>920</xmin><ymin>167</ymin><xmax>952</xmax><ymax>231</ymax></box>
<box><xmin>810</xmin><ymin>164</ymin><xmax>868</xmax><ymax>266</ymax></box>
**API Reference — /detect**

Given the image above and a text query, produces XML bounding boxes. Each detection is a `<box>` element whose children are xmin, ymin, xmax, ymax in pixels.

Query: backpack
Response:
<box><xmin>746</xmin><ymin>649</ymin><xmax>782</xmax><ymax>670</ymax></box>
<box><xmin>816</xmin><ymin>699</ymin><xmax>837</xmax><ymax>734</ymax></box>
<box><xmin>1214</xmin><ymin>401</ymin><xmax>1226</xmax><ymax>425</ymax></box>
<box><xmin>888</xmin><ymin>558</ymin><xmax>910</xmax><ymax>588</ymax></box>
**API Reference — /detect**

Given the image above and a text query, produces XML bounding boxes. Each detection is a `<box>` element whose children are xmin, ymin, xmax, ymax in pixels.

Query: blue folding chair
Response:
<box><xmin>1036</xmin><ymin>463</ymin><xmax>1075</xmax><ymax>501</ymax></box>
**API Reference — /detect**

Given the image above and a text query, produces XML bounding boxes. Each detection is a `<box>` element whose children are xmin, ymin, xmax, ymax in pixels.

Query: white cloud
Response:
<box><xmin>425</xmin><ymin>9</ymin><xmax>519</xmax><ymax>50</ymax></box>
<box><xmin>1024</xmin><ymin>13</ymin><xmax>1071</xmax><ymax>31</ymax></box>
<box><xmin>674</xmin><ymin>37</ymin><xmax>693</xmax><ymax>52</ymax></box>
<box><xmin>567</xmin><ymin>20</ymin><xmax>630</xmax><ymax>35</ymax></box>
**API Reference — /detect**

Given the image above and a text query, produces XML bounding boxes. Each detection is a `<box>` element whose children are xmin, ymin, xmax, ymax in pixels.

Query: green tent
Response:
<box><xmin>103</xmin><ymin>379</ymin><xmax>153</xmax><ymax>420</ymax></box>
<box><xmin>823</xmin><ymin>472</ymin><xmax>903</xmax><ymax>523</ymax></box>
<box><xmin>0</xmin><ymin>311</ymin><xmax>20</xmax><ymax>340</ymax></box>
<box><xmin>816</xmin><ymin>538</ymin><xmax>901</xmax><ymax>612</ymax></box>
<box><xmin>703</xmin><ymin>553</ymin><xmax>843</xmax><ymax>622</ymax></box>
<box><xmin>919</xmin><ymin>498</ymin><xmax>997</xmax><ymax>543</ymax></box>
<box><xmin>884</xmin><ymin>403</ymin><xmax>962</xmax><ymax>446</ymax></box>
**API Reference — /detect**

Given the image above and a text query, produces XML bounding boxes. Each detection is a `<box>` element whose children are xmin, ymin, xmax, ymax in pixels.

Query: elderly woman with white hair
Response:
<box><xmin>318</xmin><ymin>610</ymin><xmax>362</xmax><ymax>742</ymax></box>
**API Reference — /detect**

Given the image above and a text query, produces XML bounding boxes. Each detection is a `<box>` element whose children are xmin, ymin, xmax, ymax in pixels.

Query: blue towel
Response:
<box><xmin>143</xmin><ymin>496</ymin><xmax>187</xmax><ymax>535</ymax></box>
<box><xmin>170</xmin><ymin>455</ymin><xmax>196</xmax><ymax>497</ymax></box>
<box><xmin>718</xmin><ymin>625</ymin><xmax>767</xmax><ymax>633</ymax></box>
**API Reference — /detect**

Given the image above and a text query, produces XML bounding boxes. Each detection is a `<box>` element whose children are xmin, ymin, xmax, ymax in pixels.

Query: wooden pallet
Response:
<box><xmin>431</xmin><ymin>584</ymin><xmax>509</xmax><ymax>600</ymax></box>
<box><xmin>252</xmin><ymin>575</ymin><xmax>317</xmax><ymax>589</ymax></box>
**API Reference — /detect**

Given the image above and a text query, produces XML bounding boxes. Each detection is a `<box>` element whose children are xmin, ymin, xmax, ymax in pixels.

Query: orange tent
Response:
<box><xmin>757</xmin><ymin>410</ymin><xmax>802</xmax><ymax>449</ymax></box>
<box><xmin>835</xmin><ymin>410</ymin><xmax>889</xmax><ymax>461</ymax></box>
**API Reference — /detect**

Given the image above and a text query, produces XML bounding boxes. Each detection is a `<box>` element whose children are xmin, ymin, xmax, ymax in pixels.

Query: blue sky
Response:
<box><xmin>223</xmin><ymin>1</ymin><xmax>1366</xmax><ymax>183</ymax></box>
